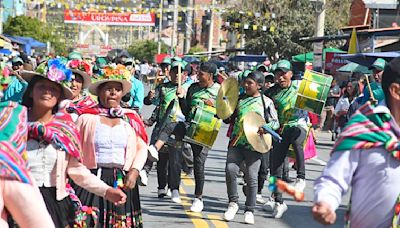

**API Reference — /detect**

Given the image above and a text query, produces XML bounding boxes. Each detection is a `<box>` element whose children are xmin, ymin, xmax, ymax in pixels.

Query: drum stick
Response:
<box><xmin>178</xmin><ymin>62</ymin><xmax>182</xmax><ymax>90</ymax></box>
<box><xmin>364</xmin><ymin>74</ymin><xmax>377</xmax><ymax>104</ymax></box>
<box><xmin>153</xmin><ymin>68</ymin><xmax>160</xmax><ymax>90</ymax></box>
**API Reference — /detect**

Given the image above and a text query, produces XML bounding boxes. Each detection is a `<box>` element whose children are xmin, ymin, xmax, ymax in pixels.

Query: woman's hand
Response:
<box><xmin>203</xmin><ymin>99</ymin><xmax>215</xmax><ymax>107</ymax></box>
<box><xmin>124</xmin><ymin>168</ymin><xmax>139</xmax><ymax>190</ymax></box>
<box><xmin>104</xmin><ymin>188</ymin><xmax>127</xmax><ymax>205</ymax></box>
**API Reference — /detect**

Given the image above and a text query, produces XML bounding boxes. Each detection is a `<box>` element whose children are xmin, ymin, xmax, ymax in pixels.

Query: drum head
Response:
<box><xmin>243</xmin><ymin>112</ymin><xmax>272</xmax><ymax>153</ymax></box>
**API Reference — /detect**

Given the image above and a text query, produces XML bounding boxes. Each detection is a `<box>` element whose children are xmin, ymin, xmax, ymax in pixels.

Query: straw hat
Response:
<box><xmin>66</xmin><ymin>60</ymin><xmax>93</xmax><ymax>89</ymax></box>
<box><xmin>88</xmin><ymin>64</ymin><xmax>132</xmax><ymax>96</ymax></box>
<box><xmin>20</xmin><ymin>58</ymin><xmax>73</xmax><ymax>99</ymax></box>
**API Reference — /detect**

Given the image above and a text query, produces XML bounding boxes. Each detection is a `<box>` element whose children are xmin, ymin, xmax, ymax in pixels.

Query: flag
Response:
<box><xmin>348</xmin><ymin>28</ymin><xmax>358</xmax><ymax>54</ymax></box>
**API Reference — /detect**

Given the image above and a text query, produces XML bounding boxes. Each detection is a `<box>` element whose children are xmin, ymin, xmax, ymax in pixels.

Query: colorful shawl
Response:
<box><xmin>332</xmin><ymin>102</ymin><xmax>400</xmax><ymax>227</ymax></box>
<box><xmin>0</xmin><ymin>141</ymin><xmax>32</xmax><ymax>184</ymax></box>
<box><xmin>333</xmin><ymin>103</ymin><xmax>400</xmax><ymax>159</ymax></box>
<box><xmin>69</xmin><ymin>105</ymin><xmax>148</xmax><ymax>143</ymax></box>
<box><xmin>28</xmin><ymin>112</ymin><xmax>82</xmax><ymax>160</ymax></box>
<box><xmin>0</xmin><ymin>101</ymin><xmax>28</xmax><ymax>155</ymax></box>
<box><xmin>68</xmin><ymin>95</ymin><xmax>97</xmax><ymax>110</ymax></box>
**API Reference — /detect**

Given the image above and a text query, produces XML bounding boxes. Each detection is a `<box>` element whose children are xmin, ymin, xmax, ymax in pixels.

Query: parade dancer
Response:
<box><xmin>64</xmin><ymin>59</ymin><xmax>97</xmax><ymax>121</ymax></box>
<box><xmin>264</xmin><ymin>60</ymin><xmax>309</xmax><ymax>218</ymax></box>
<box><xmin>0</xmin><ymin>69</ymin><xmax>54</xmax><ymax>227</ymax></box>
<box><xmin>75</xmin><ymin>64</ymin><xmax>148</xmax><ymax>227</ymax></box>
<box><xmin>223</xmin><ymin>71</ymin><xmax>279</xmax><ymax>224</ymax></box>
<box><xmin>313</xmin><ymin>57</ymin><xmax>400</xmax><ymax>227</ymax></box>
<box><xmin>144</xmin><ymin>60</ymin><xmax>193</xmax><ymax>202</ymax></box>
<box><xmin>177</xmin><ymin>61</ymin><xmax>221</xmax><ymax>212</ymax></box>
<box><xmin>0</xmin><ymin>57</ymin><xmax>28</xmax><ymax>103</ymax></box>
<box><xmin>20</xmin><ymin>59</ymin><xmax>126</xmax><ymax>228</ymax></box>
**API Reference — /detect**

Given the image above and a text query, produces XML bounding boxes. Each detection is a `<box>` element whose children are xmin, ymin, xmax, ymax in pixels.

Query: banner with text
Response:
<box><xmin>64</xmin><ymin>10</ymin><xmax>155</xmax><ymax>26</ymax></box>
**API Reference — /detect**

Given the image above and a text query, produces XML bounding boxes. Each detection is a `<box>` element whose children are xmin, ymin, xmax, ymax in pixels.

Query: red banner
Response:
<box><xmin>64</xmin><ymin>10</ymin><xmax>155</xmax><ymax>26</ymax></box>
<box><xmin>324</xmin><ymin>52</ymin><xmax>348</xmax><ymax>75</ymax></box>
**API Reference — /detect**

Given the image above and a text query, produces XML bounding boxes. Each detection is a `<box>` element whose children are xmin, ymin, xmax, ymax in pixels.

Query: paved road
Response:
<box><xmin>138</xmin><ymin>96</ymin><xmax>349</xmax><ymax>228</ymax></box>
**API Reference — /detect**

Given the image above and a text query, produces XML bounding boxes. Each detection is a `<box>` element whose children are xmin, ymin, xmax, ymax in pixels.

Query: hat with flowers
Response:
<box><xmin>67</xmin><ymin>59</ymin><xmax>93</xmax><ymax>89</ymax></box>
<box><xmin>0</xmin><ymin>63</ymin><xmax>12</xmax><ymax>96</ymax></box>
<box><xmin>20</xmin><ymin>58</ymin><xmax>74</xmax><ymax>99</ymax></box>
<box><xmin>88</xmin><ymin>64</ymin><xmax>132</xmax><ymax>96</ymax></box>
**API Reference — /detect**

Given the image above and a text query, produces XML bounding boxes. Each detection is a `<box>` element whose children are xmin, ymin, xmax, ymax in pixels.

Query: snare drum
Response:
<box><xmin>184</xmin><ymin>105</ymin><xmax>222</xmax><ymax>148</ymax></box>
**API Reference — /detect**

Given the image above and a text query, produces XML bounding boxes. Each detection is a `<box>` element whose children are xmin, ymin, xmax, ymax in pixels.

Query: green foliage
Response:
<box><xmin>222</xmin><ymin>0</ymin><xmax>352</xmax><ymax>59</ymax></box>
<box><xmin>3</xmin><ymin>16</ymin><xmax>66</xmax><ymax>55</ymax></box>
<box><xmin>188</xmin><ymin>45</ymin><xmax>205</xmax><ymax>54</ymax></box>
<box><xmin>127</xmin><ymin>40</ymin><xmax>168</xmax><ymax>62</ymax></box>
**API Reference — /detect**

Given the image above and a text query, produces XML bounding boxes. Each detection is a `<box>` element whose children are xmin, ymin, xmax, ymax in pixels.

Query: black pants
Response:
<box><xmin>190</xmin><ymin>143</ymin><xmax>209</xmax><ymax>197</ymax></box>
<box><xmin>257</xmin><ymin>152</ymin><xmax>270</xmax><ymax>194</ymax></box>
<box><xmin>270</xmin><ymin>126</ymin><xmax>306</xmax><ymax>203</ymax></box>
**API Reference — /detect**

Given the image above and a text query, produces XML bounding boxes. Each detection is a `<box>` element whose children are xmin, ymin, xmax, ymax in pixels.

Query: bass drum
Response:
<box><xmin>184</xmin><ymin>105</ymin><xmax>222</xmax><ymax>149</ymax></box>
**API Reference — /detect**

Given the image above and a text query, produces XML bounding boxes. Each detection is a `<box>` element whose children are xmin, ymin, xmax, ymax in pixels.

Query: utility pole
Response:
<box><xmin>312</xmin><ymin>0</ymin><xmax>325</xmax><ymax>72</ymax></box>
<box><xmin>184</xmin><ymin>0</ymin><xmax>194</xmax><ymax>54</ymax></box>
<box><xmin>157</xmin><ymin>0</ymin><xmax>164</xmax><ymax>54</ymax></box>
<box><xmin>171</xmin><ymin>0</ymin><xmax>179</xmax><ymax>55</ymax></box>
<box><xmin>207</xmin><ymin>0</ymin><xmax>215</xmax><ymax>59</ymax></box>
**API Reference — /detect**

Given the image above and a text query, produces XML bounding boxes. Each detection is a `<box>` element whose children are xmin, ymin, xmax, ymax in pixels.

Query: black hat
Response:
<box><xmin>247</xmin><ymin>70</ymin><xmax>265</xmax><ymax>87</ymax></box>
<box><xmin>382</xmin><ymin>57</ymin><xmax>400</xmax><ymax>99</ymax></box>
<box><xmin>199</xmin><ymin>62</ymin><xmax>217</xmax><ymax>75</ymax></box>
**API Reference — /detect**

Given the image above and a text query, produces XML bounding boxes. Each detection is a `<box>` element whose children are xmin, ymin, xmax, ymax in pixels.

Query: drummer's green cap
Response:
<box><xmin>171</xmin><ymin>60</ymin><xmax>188</xmax><ymax>71</ymax></box>
<box><xmin>68</xmin><ymin>51</ymin><xmax>82</xmax><ymax>60</ymax></box>
<box><xmin>256</xmin><ymin>64</ymin><xmax>269</xmax><ymax>72</ymax></box>
<box><xmin>11</xmin><ymin>56</ymin><xmax>24</xmax><ymax>64</ymax></box>
<box><xmin>161</xmin><ymin>57</ymin><xmax>172</xmax><ymax>65</ymax></box>
<box><xmin>274</xmin><ymin>60</ymin><xmax>291</xmax><ymax>73</ymax></box>
<box><xmin>239</xmin><ymin>69</ymin><xmax>253</xmax><ymax>81</ymax></box>
<box><xmin>171</xmin><ymin>56</ymin><xmax>182</xmax><ymax>62</ymax></box>
<box><xmin>369</xmin><ymin>58</ymin><xmax>386</xmax><ymax>71</ymax></box>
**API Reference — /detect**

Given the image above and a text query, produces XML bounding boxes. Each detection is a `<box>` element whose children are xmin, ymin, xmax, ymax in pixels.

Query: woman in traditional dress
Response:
<box><xmin>74</xmin><ymin>64</ymin><xmax>148</xmax><ymax>227</ymax></box>
<box><xmin>0</xmin><ymin>67</ymin><xmax>54</xmax><ymax>228</ymax></box>
<box><xmin>20</xmin><ymin>59</ymin><xmax>126</xmax><ymax>228</ymax></box>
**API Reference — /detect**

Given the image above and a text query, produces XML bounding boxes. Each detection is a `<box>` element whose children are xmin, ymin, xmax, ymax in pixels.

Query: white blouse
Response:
<box><xmin>94</xmin><ymin>117</ymin><xmax>128</xmax><ymax>168</ymax></box>
<box><xmin>334</xmin><ymin>96</ymin><xmax>350</xmax><ymax>115</ymax></box>
<box><xmin>26</xmin><ymin>139</ymin><xmax>58</xmax><ymax>187</ymax></box>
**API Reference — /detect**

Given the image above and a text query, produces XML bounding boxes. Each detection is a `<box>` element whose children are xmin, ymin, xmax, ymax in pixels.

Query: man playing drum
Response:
<box><xmin>176</xmin><ymin>61</ymin><xmax>221</xmax><ymax>213</ymax></box>
<box><xmin>223</xmin><ymin>71</ymin><xmax>279</xmax><ymax>224</ymax></box>
<box><xmin>144</xmin><ymin>60</ymin><xmax>193</xmax><ymax>202</ymax></box>
<box><xmin>263</xmin><ymin>60</ymin><xmax>309</xmax><ymax>218</ymax></box>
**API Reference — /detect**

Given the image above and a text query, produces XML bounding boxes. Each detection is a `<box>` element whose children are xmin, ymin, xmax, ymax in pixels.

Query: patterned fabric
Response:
<box><xmin>67</xmin><ymin>95</ymin><xmax>98</xmax><ymax>111</ymax></box>
<box><xmin>69</xmin><ymin>105</ymin><xmax>148</xmax><ymax>143</ymax></box>
<box><xmin>332</xmin><ymin>102</ymin><xmax>400</xmax><ymax>227</ymax></box>
<box><xmin>273</xmin><ymin>83</ymin><xmax>308</xmax><ymax>132</ymax></box>
<box><xmin>28</xmin><ymin>112</ymin><xmax>82</xmax><ymax>160</ymax></box>
<box><xmin>333</xmin><ymin>103</ymin><xmax>400</xmax><ymax>159</ymax></box>
<box><xmin>185</xmin><ymin>82</ymin><xmax>220</xmax><ymax>122</ymax></box>
<box><xmin>0</xmin><ymin>141</ymin><xmax>32</xmax><ymax>184</ymax></box>
<box><xmin>229</xmin><ymin>95</ymin><xmax>266</xmax><ymax>149</ymax></box>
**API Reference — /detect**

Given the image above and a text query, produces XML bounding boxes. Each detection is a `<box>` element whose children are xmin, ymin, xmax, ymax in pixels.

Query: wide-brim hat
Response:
<box><xmin>20</xmin><ymin>70</ymin><xmax>73</xmax><ymax>99</ymax></box>
<box><xmin>88</xmin><ymin>79</ymin><xmax>131</xmax><ymax>96</ymax></box>
<box><xmin>71</xmin><ymin>69</ymin><xmax>91</xmax><ymax>89</ymax></box>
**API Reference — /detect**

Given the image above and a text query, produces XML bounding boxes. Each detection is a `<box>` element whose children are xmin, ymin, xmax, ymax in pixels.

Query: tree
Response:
<box><xmin>3</xmin><ymin>15</ymin><xmax>66</xmax><ymax>55</ymax></box>
<box><xmin>222</xmin><ymin>0</ymin><xmax>352</xmax><ymax>59</ymax></box>
<box><xmin>127</xmin><ymin>40</ymin><xmax>168</xmax><ymax>62</ymax></box>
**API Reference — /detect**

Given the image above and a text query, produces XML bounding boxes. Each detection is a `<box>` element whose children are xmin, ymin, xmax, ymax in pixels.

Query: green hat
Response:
<box><xmin>171</xmin><ymin>60</ymin><xmax>188</xmax><ymax>71</ymax></box>
<box><xmin>369</xmin><ymin>58</ymin><xmax>386</xmax><ymax>71</ymax></box>
<box><xmin>124</xmin><ymin>58</ymin><xmax>134</xmax><ymax>65</ymax></box>
<box><xmin>256</xmin><ymin>64</ymin><xmax>269</xmax><ymax>72</ymax></box>
<box><xmin>68</xmin><ymin>51</ymin><xmax>82</xmax><ymax>60</ymax></box>
<box><xmin>273</xmin><ymin>60</ymin><xmax>291</xmax><ymax>73</ymax></box>
<box><xmin>96</xmin><ymin>57</ymin><xmax>107</xmax><ymax>68</ymax></box>
<box><xmin>238</xmin><ymin>69</ymin><xmax>253</xmax><ymax>82</ymax></box>
<box><xmin>171</xmin><ymin>56</ymin><xmax>182</xmax><ymax>62</ymax></box>
<box><xmin>11</xmin><ymin>57</ymin><xmax>24</xmax><ymax>64</ymax></box>
<box><xmin>161</xmin><ymin>57</ymin><xmax>172</xmax><ymax>65</ymax></box>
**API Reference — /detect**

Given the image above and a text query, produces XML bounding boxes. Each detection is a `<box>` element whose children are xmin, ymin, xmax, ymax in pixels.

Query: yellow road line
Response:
<box><xmin>207</xmin><ymin>215</ymin><xmax>229</xmax><ymax>228</ymax></box>
<box><xmin>179</xmin><ymin>186</ymin><xmax>210</xmax><ymax>228</ymax></box>
<box><xmin>181</xmin><ymin>173</ymin><xmax>195</xmax><ymax>186</ymax></box>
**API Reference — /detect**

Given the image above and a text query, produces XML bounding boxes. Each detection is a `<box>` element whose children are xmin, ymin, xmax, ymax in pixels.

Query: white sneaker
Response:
<box><xmin>139</xmin><ymin>170</ymin><xmax>148</xmax><ymax>186</ymax></box>
<box><xmin>244</xmin><ymin>211</ymin><xmax>255</xmax><ymax>224</ymax></box>
<box><xmin>272</xmin><ymin>202</ymin><xmax>288</xmax><ymax>218</ymax></box>
<box><xmin>262</xmin><ymin>197</ymin><xmax>276</xmax><ymax>212</ymax></box>
<box><xmin>223</xmin><ymin>202</ymin><xmax>239</xmax><ymax>221</ymax></box>
<box><xmin>190</xmin><ymin>198</ymin><xmax>204</xmax><ymax>212</ymax></box>
<box><xmin>158</xmin><ymin>188</ymin><xmax>167</xmax><ymax>198</ymax></box>
<box><xmin>167</xmin><ymin>188</ymin><xmax>171</xmax><ymax>197</ymax></box>
<box><xmin>148</xmin><ymin>145</ymin><xmax>159</xmax><ymax>161</ymax></box>
<box><xmin>256</xmin><ymin>194</ymin><xmax>266</xmax><ymax>204</ymax></box>
<box><xmin>171</xmin><ymin>189</ymin><xmax>181</xmax><ymax>203</ymax></box>
<box><xmin>294</xmin><ymin>178</ymin><xmax>306</xmax><ymax>192</ymax></box>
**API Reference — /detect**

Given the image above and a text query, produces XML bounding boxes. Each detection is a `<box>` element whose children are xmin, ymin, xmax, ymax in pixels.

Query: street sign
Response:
<box><xmin>64</xmin><ymin>10</ymin><xmax>156</xmax><ymax>26</ymax></box>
